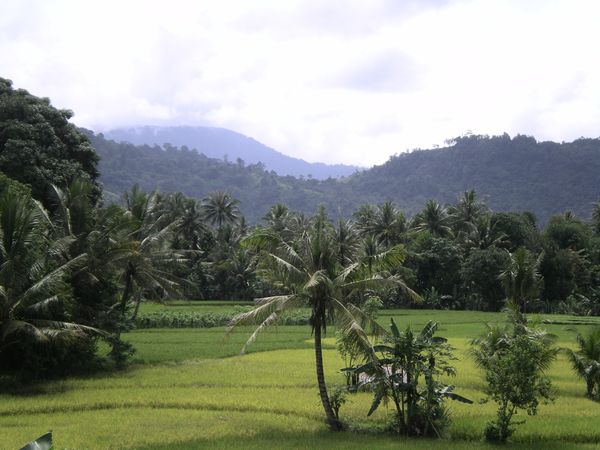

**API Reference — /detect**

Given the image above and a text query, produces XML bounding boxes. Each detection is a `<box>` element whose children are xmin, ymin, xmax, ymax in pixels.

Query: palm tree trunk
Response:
<box><xmin>314</xmin><ymin>320</ymin><xmax>343</xmax><ymax>431</ymax></box>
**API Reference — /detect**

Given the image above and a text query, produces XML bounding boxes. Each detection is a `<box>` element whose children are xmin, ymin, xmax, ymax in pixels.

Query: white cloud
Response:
<box><xmin>2</xmin><ymin>0</ymin><xmax>600</xmax><ymax>166</ymax></box>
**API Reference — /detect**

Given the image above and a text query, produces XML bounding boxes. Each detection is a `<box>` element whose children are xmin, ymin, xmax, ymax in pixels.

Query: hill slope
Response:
<box><xmin>104</xmin><ymin>126</ymin><xmax>360</xmax><ymax>179</ymax></box>
<box><xmin>91</xmin><ymin>131</ymin><xmax>600</xmax><ymax>224</ymax></box>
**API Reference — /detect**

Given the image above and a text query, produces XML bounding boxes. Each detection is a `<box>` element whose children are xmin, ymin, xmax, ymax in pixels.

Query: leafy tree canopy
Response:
<box><xmin>0</xmin><ymin>78</ymin><xmax>100</xmax><ymax>208</ymax></box>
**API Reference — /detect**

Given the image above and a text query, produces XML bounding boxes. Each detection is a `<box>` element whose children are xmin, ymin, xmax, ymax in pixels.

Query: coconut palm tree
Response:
<box><xmin>499</xmin><ymin>247</ymin><xmax>543</xmax><ymax>314</ymax></box>
<box><xmin>373</xmin><ymin>201</ymin><xmax>406</xmax><ymax>248</ymax></box>
<box><xmin>118</xmin><ymin>187</ymin><xmax>190</xmax><ymax>320</ymax></box>
<box><xmin>227</xmin><ymin>217</ymin><xmax>419</xmax><ymax>430</ymax></box>
<box><xmin>201</xmin><ymin>191</ymin><xmax>240</xmax><ymax>229</ymax></box>
<box><xmin>449</xmin><ymin>190</ymin><xmax>488</xmax><ymax>235</ymax></box>
<box><xmin>0</xmin><ymin>191</ymin><xmax>102</xmax><ymax>354</ymax></box>
<box><xmin>333</xmin><ymin>219</ymin><xmax>359</xmax><ymax>266</ymax></box>
<box><xmin>413</xmin><ymin>200</ymin><xmax>452</xmax><ymax>238</ymax></box>
<box><xmin>263</xmin><ymin>203</ymin><xmax>291</xmax><ymax>237</ymax></box>
<box><xmin>565</xmin><ymin>327</ymin><xmax>600</xmax><ymax>399</ymax></box>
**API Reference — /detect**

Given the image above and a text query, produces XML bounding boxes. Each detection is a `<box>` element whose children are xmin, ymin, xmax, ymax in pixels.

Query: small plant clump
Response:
<box><xmin>565</xmin><ymin>326</ymin><xmax>600</xmax><ymax>400</ymax></box>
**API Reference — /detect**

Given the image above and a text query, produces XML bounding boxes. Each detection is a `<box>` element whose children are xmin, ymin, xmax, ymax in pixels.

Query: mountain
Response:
<box><xmin>90</xmin><ymin>130</ymin><xmax>600</xmax><ymax>225</ymax></box>
<box><xmin>104</xmin><ymin>126</ymin><xmax>361</xmax><ymax>179</ymax></box>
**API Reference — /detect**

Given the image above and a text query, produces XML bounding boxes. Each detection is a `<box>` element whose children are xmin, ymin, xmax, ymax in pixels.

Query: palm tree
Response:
<box><xmin>372</xmin><ymin>202</ymin><xmax>406</xmax><ymax>248</ymax></box>
<box><xmin>449</xmin><ymin>190</ymin><xmax>487</xmax><ymax>235</ymax></box>
<box><xmin>462</xmin><ymin>215</ymin><xmax>509</xmax><ymax>250</ymax></box>
<box><xmin>413</xmin><ymin>200</ymin><xmax>452</xmax><ymax>238</ymax></box>
<box><xmin>499</xmin><ymin>247</ymin><xmax>543</xmax><ymax>314</ymax></box>
<box><xmin>0</xmin><ymin>191</ymin><xmax>102</xmax><ymax>354</ymax></box>
<box><xmin>201</xmin><ymin>191</ymin><xmax>240</xmax><ymax>229</ymax></box>
<box><xmin>119</xmin><ymin>187</ymin><xmax>189</xmax><ymax>319</ymax></box>
<box><xmin>333</xmin><ymin>219</ymin><xmax>359</xmax><ymax>266</ymax></box>
<box><xmin>227</xmin><ymin>218</ymin><xmax>419</xmax><ymax>430</ymax></box>
<box><xmin>263</xmin><ymin>203</ymin><xmax>291</xmax><ymax>237</ymax></box>
<box><xmin>565</xmin><ymin>327</ymin><xmax>600</xmax><ymax>399</ymax></box>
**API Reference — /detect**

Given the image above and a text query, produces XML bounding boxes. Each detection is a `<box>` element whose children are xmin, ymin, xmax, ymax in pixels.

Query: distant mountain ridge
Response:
<box><xmin>104</xmin><ymin>126</ymin><xmax>361</xmax><ymax>179</ymax></box>
<box><xmin>90</xmin><ymin>130</ymin><xmax>600</xmax><ymax>224</ymax></box>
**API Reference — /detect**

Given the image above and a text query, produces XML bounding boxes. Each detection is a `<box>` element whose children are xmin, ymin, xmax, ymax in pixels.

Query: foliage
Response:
<box><xmin>564</xmin><ymin>326</ymin><xmax>600</xmax><ymax>400</ymax></box>
<box><xmin>0</xmin><ymin>78</ymin><xmax>100</xmax><ymax>208</ymax></box>
<box><xmin>500</xmin><ymin>247</ymin><xmax>544</xmax><ymax>313</ymax></box>
<box><xmin>136</xmin><ymin>309</ymin><xmax>310</xmax><ymax>328</ymax></box>
<box><xmin>470</xmin><ymin>311</ymin><xmax>557</xmax><ymax>442</ymax></box>
<box><xmin>0</xmin><ymin>189</ymin><xmax>106</xmax><ymax>377</ymax></box>
<box><xmin>460</xmin><ymin>247</ymin><xmax>510</xmax><ymax>311</ymax></box>
<box><xmin>327</xmin><ymin>385</ymin><xmax>348</xmax><ymax>420</ymax></box>
<box><xmin>351</xmin><ymin>319</ymin><xmax>472</xmax><ymax>437</ymax></box>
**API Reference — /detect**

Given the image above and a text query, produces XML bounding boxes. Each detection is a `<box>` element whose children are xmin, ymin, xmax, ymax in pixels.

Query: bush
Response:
<box><xmin>471</xmin><ymin>310</ymin><xmax>557</xmax><ymax>442</ymax></box>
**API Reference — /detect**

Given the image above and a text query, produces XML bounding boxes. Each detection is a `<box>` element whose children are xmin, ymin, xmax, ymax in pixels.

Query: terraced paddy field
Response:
<box><xmin>2</xmin><ymin>306</ymin><xmax>600</xmax><ymax>449</ymax></box>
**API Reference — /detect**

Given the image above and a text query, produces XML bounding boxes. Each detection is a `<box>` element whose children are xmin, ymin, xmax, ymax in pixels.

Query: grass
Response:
<box><xmin>1</xmin><ymin>309</ymin><xmax>600</xmax><ymax>449</ymax></box>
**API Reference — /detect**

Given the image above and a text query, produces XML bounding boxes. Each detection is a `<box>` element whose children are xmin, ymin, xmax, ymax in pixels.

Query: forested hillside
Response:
<box><xmin>89</xmin><ymin>131</ymin><xmax>352</xmax><ymax>222</ymax></box>
<box><xmin>355</xmin><ymin>134</ymin><xmax>600</xmax><ymax>222</ymax></box>
<box><xmin>105</xmin><ymin>126</ymin><xmax>360</xmax><ymax>179</ymax></box>
<box><xmin>92</xmin><ymin>130</ymin><xmax>600</xmax><ymax>224</ymax></box>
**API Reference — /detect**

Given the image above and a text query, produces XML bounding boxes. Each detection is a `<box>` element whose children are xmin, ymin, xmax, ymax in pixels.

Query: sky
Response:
<box><xmin>2</xmin><ymin>0</ymin><xmax>600</xmax><ymax>167</ymax></box>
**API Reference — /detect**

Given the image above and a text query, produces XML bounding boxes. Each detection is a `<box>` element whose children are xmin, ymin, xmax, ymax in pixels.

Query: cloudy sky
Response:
<box><xmin>2</xmin><ymin>0</ymin><xmax>600</xmax><ymax>166</ymax></box>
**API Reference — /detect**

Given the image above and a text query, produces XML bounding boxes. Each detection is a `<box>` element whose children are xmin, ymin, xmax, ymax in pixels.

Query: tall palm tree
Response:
<box><xmin>228</xmin><ymin>219</ymin><xmax>419</xmax><ymax>430</ymax></box>
<box><xmin>333</xmin><ymin>219</ymin><xmax>359</xmax><ymax>266</ymax></box>
<box><xmin>201</xmin><ymin>191</ymin><xmax>240</xmax><ymax>229</ymax></box>
<box><xmin>263</xmin><ymin>203</ymin><xmax>291</xmax><ymax>237</ymax></box>
<box><xmin>449</xmin><ymin>190</ymin><xmax>487</xmax><ymax>235</ymax></box>
<box><xmin>373</xmin><ymin>202</ymin><xmax>406</xmax><ymax>248</ymax></box>
<box><xmin>413</xmin><ymin>200</ymin><xmax>452</xmax><ymax>238</ymax></box>
<box><xmin>118</xmin><ymin>187</ymin><xmax>189</xmax><ymax>320</ymax></box>
<box><xmin>565</xmin><ymin>327</ymin><xmax>600</xmax><ymax>399</ymax></box>
<box><xmin>499</xmin><ymin>247</ymin><xmax>543</xmax><ymax>314</ymax></box>
<box><xmin>462</xmin><ymin>215</ymin><xmax>509</xmax><ymax>250</ymax></box>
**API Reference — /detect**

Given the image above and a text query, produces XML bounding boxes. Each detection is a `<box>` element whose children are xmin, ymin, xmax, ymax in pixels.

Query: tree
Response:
<box><xmin>368</xmin><ymin>201</ymin><xmax>406</xmax><ymax>248</ymax></box>
<box><xmin>449</xmin><ymin>190</ymin><xmax>487</xmax><ymax>235</ymax></box>
<box><xmin>0</xmin><ymin>190</ymin><xmax>103</xmax><ymax>375</ymax></box>
<box><xmin>500</xmin><ymin>247</ymin><xmax>543</xmax><ymax>313</ymax></box>
<box><xmin>565</xmin><ymin>327</ymin><xmax>600</xmax><ymax>399</ymax></box>
<box><xmin>262</xmin><ymin>203</ymin><xmax>291</xmax><ymax>237</ymax></box>
<box><xmin>460</xmin><ymin>247</ymin><xmax>510</xmax><ymax>311</ymax></box>
<box><xmin>352</xmin><ymin>319</ymin><xmax>472</xmax><ymax>437</ymax></box>
<box><xmin>333</xmin><ymin>219</ymin><xmax>359</xmax><ymax>266</ymax></box>
<box><xmin>413</xmin><ymin>200</ymin><xmax>452</xmax><ymax>238</ymax></box>
<box><xmin>201</xmin><ymin>191</ymin><xmax>240</xmax><ymax>229</ymax></box>
<box><xmin>227</xmin><ymin>214</ymin><xmax>419</xmax><ymax>430</ymax></box>
<box><xmin>0</xmin><ymin>78</ymin><xmax>100</xmax><ymax>208</ymax></box>
<box><xmin>470</xmin><ymin>312</ymin><xmax>557</xmax><ymax>442</ymax></box>
<box><xmin>109</xmin><ymin>186</ymin><xmax>190</xmax><ymax>362</ymax></box>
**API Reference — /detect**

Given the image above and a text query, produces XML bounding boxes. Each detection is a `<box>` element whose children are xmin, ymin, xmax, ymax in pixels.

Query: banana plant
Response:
<box><xmin>349</xmin><ymin>319</ymin><xmax>472</xmax><ymax>437</ymax></box>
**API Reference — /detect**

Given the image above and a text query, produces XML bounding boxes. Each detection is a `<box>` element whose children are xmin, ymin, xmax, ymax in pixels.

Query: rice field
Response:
<box><xmin>1</xmin><ymin>307</ymin><xmax>599</xmax><ymax>449</ymax></box>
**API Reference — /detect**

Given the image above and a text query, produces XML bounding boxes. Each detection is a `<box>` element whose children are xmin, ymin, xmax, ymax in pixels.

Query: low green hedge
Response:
<box><xmin>135</xmin><ymin>310</ymin><xmax>310</xmax><ymax>329</ymax></box>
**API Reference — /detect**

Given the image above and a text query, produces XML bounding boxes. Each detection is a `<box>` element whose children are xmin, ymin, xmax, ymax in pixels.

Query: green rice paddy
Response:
<box><xmin>1</xmin><ymin>306</ymin><xmax>599</xmax><ymax>449</ymax></box>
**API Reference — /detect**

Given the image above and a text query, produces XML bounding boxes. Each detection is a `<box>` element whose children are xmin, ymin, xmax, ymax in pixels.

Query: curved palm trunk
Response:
<box><xmin>314</xmin><ymin>319</ymin><xmax>343</xmax><ymax>431</ymax></box>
